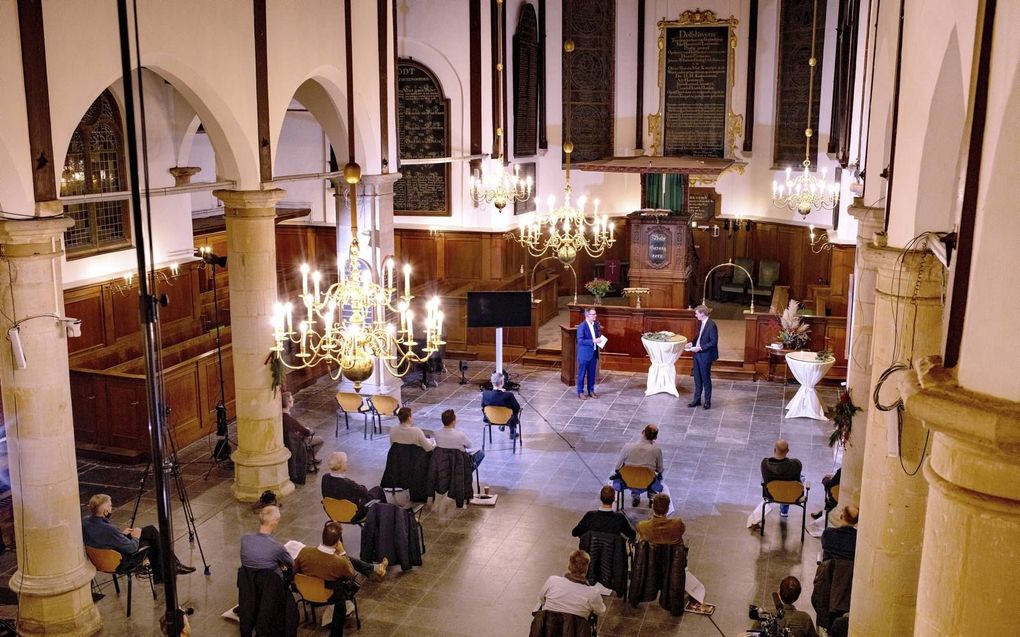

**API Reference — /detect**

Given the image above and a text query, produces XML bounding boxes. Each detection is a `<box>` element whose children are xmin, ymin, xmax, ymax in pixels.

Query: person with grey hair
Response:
<box><xmin>240</xmin><ymin>504</ymin><xmax>293</xmax><ymax>571</ymax></box>
<box><xmin>685</xmin><ymin>304</ymin><xmax>719</xmax><ymax>409</ymax></box>
<box><xmin>481</xmin><ymin>371</ymin><xmax>522</xmax><ymax>440</ymax></box>
<box><xmin>82</xmin><ymin>493</ymin><xmax>195</xmax><ymax>584</ymax></box>
<box><xmin>320</xmin><ymin>451</ymin><xmax>385</xmax><ymax>520</ymax></box>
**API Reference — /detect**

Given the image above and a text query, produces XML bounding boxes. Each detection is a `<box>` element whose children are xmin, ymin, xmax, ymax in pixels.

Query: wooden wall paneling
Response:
<box><xmin>69</xmin><ymin>372</ymin><xmax>100</xmax><ymax>446</ymax></box>
<box><xmin>164</xmin><ymin>363</ymin><xmax>203</xmax><ymax>447</ymax></box>
<box><xmin>104</xmin><ymin>377</ymin><xmax>149</xmax><ymax>453</ymax></box>
<box><xmin>65</xmin><ymin>287</ymin><xmax>107</xmax><ymax>355</ymax></box>
<box><xmin>444</xmin><ymin>235</ymin><xmax>483</xmax><ymax>280</ymax></box>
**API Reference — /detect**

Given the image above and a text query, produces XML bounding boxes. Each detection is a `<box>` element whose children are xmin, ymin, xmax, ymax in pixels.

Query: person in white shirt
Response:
<box><xmin>432</xmin><ymin>409</ymin><xmax>484</xmax><ymax>468</ymax></box>
<box><xmin>533</xmin><ymin>550</ymin><xmax>607</xmax><ymax>619</ymax></box>
<box><xmin>612</xmin><ymin>424</ymin><xmax>665</xmax><ymax>508</ymax></box>
<box><xmin>388</xmin><ymin>407</ymin><xmax>436</xmax><ymax>451</ymax></box>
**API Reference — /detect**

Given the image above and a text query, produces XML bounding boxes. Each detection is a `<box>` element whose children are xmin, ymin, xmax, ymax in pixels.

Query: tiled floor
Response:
<box><xmin>1</xmin><ymin>365</ymin><xmax>839</xmax><ymax>636</ymax></box>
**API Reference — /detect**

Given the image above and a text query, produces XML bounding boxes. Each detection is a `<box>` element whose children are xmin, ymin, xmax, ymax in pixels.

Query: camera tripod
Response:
<box><xmin>130</xmin><ymin>404</ymin><xmax>211</xmax><ymax>576</ymax></box>
<box><xmin>200</xmin><ymin>253</ymin><xmax>235</xmax><ymax>478</ymax></box>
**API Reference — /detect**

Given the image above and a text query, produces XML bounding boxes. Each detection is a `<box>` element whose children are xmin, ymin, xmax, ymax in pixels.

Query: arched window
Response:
<box><xmin>61</xmin><ymin>90</ymin><xmax>131</xmax><ymax>257</ymax></box>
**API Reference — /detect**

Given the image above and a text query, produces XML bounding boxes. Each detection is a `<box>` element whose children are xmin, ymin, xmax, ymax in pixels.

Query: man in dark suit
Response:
<box><xmin>576</xmin><ymin>307</ymin><xmax>601</xmax><ymax>399</ymax></box>
<box><xmin>481</xmin><ymin>372</ymin><xmax>522</xmax><ymax>440</ymax></box>
<box><xmin>686</xmin><ymin>304</ymin><xmax>718</xmax><ymax>409</ymax></box>
<box><xmin>321</xmin><ymin>452</ymin><xmax>385</xmax><ymax>521</ymax></box>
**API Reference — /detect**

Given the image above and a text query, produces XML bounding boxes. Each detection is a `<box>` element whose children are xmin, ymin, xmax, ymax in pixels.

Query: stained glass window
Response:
<box><xmin>60</xmin><ymin>90</ymin><xmax>131</xmax><ymax>257</ymax></box>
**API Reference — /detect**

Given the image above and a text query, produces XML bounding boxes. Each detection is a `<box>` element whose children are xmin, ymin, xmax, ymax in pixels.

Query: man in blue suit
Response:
<box><xmin>576</xmin><ymin>307</ymin><xmax>601</xmax><ymax>399</ymax></box>
<box><xmin>481</xmin><ymin>372</ymin><xmax>522</xmax><ymax>440</ymax></box>
<box><xmin>687</xmin><ymin>304</ymin><xmax>718</xmax><ymax>409</ymax></box>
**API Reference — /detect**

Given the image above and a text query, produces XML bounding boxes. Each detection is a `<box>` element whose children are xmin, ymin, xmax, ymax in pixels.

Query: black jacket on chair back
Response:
<box><xmin>381</xmin><ymin>443</ymin><xmax>432</xmax><ymax>503</ymax></box>
<box><xmin>579</xmin><ymin>531</ymin><xmax>629</xmax><ymax>598</ymax></box>
<box><xmin>236</xmin><ymin>566</ymin><xmax>298</xmax><ymax>637</ymax></box>
<box><xmin>427</xmin><ymin>446</ymin><xmax>475</xmax><ymax>508</ymax></box>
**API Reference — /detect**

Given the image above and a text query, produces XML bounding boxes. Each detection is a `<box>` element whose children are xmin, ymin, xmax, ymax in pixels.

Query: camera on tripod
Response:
<box><xmin>748</xmin><ymin>603</ymin><xmax>792</xmax><ymax>637</ymax></box>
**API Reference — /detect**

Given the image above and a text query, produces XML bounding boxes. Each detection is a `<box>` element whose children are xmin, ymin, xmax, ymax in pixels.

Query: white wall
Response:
<box><xmin>395</xmin><ymin>0</ymin><xmax>859</xmax><ymax>243</ymax></box>
<box><xmin>0</xmin><ymin>0</ymin><xmax>33</xmax><ymax>215</ymax></box>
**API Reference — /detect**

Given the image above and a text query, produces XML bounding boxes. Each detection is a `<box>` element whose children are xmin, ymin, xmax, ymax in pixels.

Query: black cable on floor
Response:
<box><xmin>514</xmin><ymin>386</ymin><xmax>605</xmax><ymax>488</ymax></box>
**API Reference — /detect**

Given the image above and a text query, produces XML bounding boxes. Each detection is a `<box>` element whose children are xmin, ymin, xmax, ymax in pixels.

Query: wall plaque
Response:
<box><xmin>395</xmin><ymin>59</ymin><xmax>451</xmax><ymax>216</ymax></box>
<box><xmin>562</xmin><ymin>0</ymin><xmax>615</xmax><ymax>165</ymax></box>
<box><xmin>649</xmin><ymin>10</ymin><xmax>740</xmax><ymax>159</ymax></box>
<box><xmin>513</xmin><ymin>162</ymin><xmax>537</xmax><ymax>215</ymax></box>
<box><xmin>513</xmin><ymin>4</ymin><xmax>539</xmax><ymax>157</ymax></box>
<box><xmin>647</xmin><ymin>227</ymin><xmax>671</xmax><ymax>268</ymax></box>
<box><xmin>686</xmin><ymin>187</ymin><xmax>720</xmax><ymax>221</ymax></box>
<box><xmin>773</xmin><ymin>0</ymin><xmax>827</xmax><ymax>168</ymax></box>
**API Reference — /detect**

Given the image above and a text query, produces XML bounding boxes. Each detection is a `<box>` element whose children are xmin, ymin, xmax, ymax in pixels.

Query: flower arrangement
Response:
<box><xmin>776</xmin><ymin>300</ymin><xmax>811</xmax><ymax>350</ymax></box>
<box><xmin>585</xmin><ymin>278</ymin><xmax>613</xmax><ymax>299</ymax></box>
<box><xmin>642</xmin><ymin>331</ymin><xmax>683</xmax><ymax>342</ymax></box>
<box><xmin>825</xmin><ymin>388</ymin><xmax>862</xmax><ymax>447</ymax></box>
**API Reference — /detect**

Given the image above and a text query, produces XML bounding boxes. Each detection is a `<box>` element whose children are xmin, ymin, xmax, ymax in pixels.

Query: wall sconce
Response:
<box><xmin>428</xmin><ymin>226</ymin><xmax>443</xmax><ymax>238</ymax></box>
<box><xmin>722</xmin><ymin>219</ymin><xmax>731</xmax><ymax>231</ymax></box>
<box><xmin>711</xmin><ymin>225</ymin><xmax>720</xmax><ymax>238</ymax></box>
<box><xmin>809</xmin><ymin>225</ymin><xmax>833</xmax><ymax>253</ymax></box>
<box><xmin>195</xmin><ymin>246</ymin><xmax>227</xmax><ymax>268</ymax></box>
<box><xmin>112</xmin><ymin>272</ymin><xmax>135</xmax><ymax>296</ymax></box>
<box><xmin>745</xmin><ymin>219</ymin><xmax>753</xmax><ymax>232</ymax></box>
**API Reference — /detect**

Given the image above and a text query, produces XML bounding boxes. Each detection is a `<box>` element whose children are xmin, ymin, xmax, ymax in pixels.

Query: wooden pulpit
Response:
<box><xmin>626</xmin><ymin>211</ymin><xmax>695</xmax><ymax>309</ymax></box>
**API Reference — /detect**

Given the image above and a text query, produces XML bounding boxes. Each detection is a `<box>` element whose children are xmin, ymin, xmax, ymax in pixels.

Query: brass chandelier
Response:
<box><xmin>513</xmin><ymin>38</ymin><xmax>615</xmax><ymax>265</ymax></box>
<box><xmin>771</xmin><ymin>0</ymin><xmax>839</xmax><ymax>216</ymax></box>
<box><xmin>468</xmin><ymin>0</ymin><xmax>532</xmax><ymax>211</ymax></box>
<box><xmin>270</xmin><ymin>163</ymin><xmax>444</xmax><ymax>391</ymax></box>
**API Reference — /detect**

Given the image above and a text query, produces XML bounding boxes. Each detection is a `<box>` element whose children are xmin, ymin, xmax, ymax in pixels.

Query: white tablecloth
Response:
<box><xmin>785</xmin><ymin>351</ymin><xmax>835</xmax><ymax>420</ymax></box>
<box><xmin>641</xmin><ymin>336</ymin><xmax>687</xmax><ymax>397</ymax></box>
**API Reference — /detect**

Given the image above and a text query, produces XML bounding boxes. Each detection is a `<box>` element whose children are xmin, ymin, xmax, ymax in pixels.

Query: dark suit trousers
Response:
<box><xmin>692</xmin><ymin>353</ymin><xmax>713</xmax><ymax>402</ymax></box>
<box><xmin>577</xmin><ymin>354</ymin><xmax>598</xmax><ymax>395</ymax></box>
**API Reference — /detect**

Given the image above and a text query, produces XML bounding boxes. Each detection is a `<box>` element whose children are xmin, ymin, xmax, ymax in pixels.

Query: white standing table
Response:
<box><xmin>640</xmin><ymin>336</ymin><xmax>687</xmax><ymax>397</ymax></box>
<box><xmin>784</xmin><ymin>351</ymin><xmax>835</xmax><ymax>420</ymax></box>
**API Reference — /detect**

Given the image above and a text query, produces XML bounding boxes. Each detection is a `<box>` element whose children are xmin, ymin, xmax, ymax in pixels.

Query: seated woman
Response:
<box><xmin>533</xmin><ymin>550</ymin><xmax>607</xmax><ymax>619</ymax></box>
<box><xmin>635</xmin><ymin>494</ymin><xmax>685</xmax><ymax>545</ymax></box>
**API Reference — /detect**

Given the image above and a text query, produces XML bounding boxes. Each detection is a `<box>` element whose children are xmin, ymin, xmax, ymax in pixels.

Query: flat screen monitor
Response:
<box><xmin>467</xmin><ymin>291</ymin><xmax>532</xmax><ymax>328</ymax></box>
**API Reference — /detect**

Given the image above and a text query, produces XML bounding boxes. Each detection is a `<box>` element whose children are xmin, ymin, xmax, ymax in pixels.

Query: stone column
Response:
<box><xmin>900</xmin><ymin>357</ymin><xmax>1020</xmax><ymax>635</ymax></box>
<box><xmin>848</xmin><ymin>247</ymin><xmax>945</xmax><ymax>637</ymax></box>
<box><xmin>213</xmin><ymin>189</ymin><xmax>294</xmax><ymax>502</ymax></box>
<box><xmin>0</xmin><ymin>215</ymin><xmax>102</xmax><ymax>636</ymax></box>
<box><xmin>838</xmin><ymin>200</ymin><xmax>885</xmax><ymax>513</ymax></box>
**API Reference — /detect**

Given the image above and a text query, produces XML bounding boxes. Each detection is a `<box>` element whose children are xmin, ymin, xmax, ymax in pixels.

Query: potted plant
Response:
<box><xmin>826</xmin><ymin>388</ymin><xmax>862</xmax><ymax>447</ymax></box>
<box><xmin>585</xmin><ymin>278</ymin><xmax>613</xmax><ymax>305</ymax></box>
<box><xmin>776</xmin><ymin>299</ymin><xmax>811</xmax><ymax>350</ymax></box>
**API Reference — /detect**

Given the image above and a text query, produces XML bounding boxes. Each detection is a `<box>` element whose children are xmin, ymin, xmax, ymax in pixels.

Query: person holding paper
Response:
<box><xmin>576</xmin><ymin>307</ymin><xmax>604</xmax><ymax>399</ymax></box>
<box><xmin>685</xmin><ymin>304</ymin><xmax>718</xmax><ymax>409</ymax></box>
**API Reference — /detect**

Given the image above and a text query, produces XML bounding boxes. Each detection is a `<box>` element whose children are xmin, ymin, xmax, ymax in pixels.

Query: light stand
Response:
<box><xmin>116</xmin><ymin>1</ymin><xmax>181</xmax><ymax>632</ymax></box>
<box><xmin>195</xmin><ymin>249</ymin><xmax>233</xmax><ymax>468</ymax></box>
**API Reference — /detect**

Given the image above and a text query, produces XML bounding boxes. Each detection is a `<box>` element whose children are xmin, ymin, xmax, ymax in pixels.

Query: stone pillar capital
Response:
<box><xmin>169</xmin><ymin>166</ymin><xmax>202</xmax><ymax>186</ymax></box>
<box><xmin>214</xmin><ymin>188</ymin><xmax>286</xmax><ymax>213</ymax></box>
<box><xmin>0</xmin><ymin>217</ymin><xmax>74</xmax><ymax>255</ymax></box>
<box><xmin>361</xmin><ymin>171</ymin><xmax>403</xmax><ymax>195</ymax></box>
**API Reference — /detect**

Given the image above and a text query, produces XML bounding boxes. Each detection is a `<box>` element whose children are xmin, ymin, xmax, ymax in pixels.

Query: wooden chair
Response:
<box><xmin>335</xmin><ymin>392</ymin><xmax>370</xmax><ymax>437</ymax></box>
<box><xmin>292</xmin><ymin>573</ymin><xmax>361</xmax><ymax>630</ymax></box>
<box><xmin>86</xmin><ymin>546</ymin><xmax>155</xmax><ymax>617</ymax></box>
<box><xmin>482</xmin><ymin>405</ymin><xmax>523</xmax><ymax>453</ymax></box>
<box><xmin>367</xmin><ymin>395</ymin><xmax>401</xmax><ymax>440</ymax></box>
<box><xmin>761</xmin><ymin>479</ymin><xmax>811</xmax><ymax>542</ymax></box>
<box><xmin>322</xmin><ymin>497</ymin><xmax>363</xmax><ymax>529</ymax></box>
<box><xmin>614</xmin><ymin>465</ymin><xmax>657</xmax><ymax>511</ymax></box>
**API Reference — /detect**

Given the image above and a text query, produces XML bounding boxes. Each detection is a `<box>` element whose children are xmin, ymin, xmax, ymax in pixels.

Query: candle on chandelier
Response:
<box><xmin>285</xmin><ymin>302</ymin><xmax>294</xmax><ymax>334</ymax></box>
<box><xmin>386</xmin><ymin>257</ymin><xmax>394</xmax><ymax>291</ymax></box>
<box><xmin>299</xmin><ymin>320</ymin><xmax>308</xmax><ymax>351</ymax></box>
<box><xmin>312</xmin><ymin>270</ymin><xmax>321</xmax><ymax>300</ymax></box>
<box><xmin>609</xmin><ymin>221</ymin><xmax>615</xmax><ymax>241</ymax></box>
<box><xmin>404</xmin><ymin>309</ymin><xmax>413</xmax><ymax>342</ymax></box>
<box><xmin>300</xmin><ymin>263</ymin><xmax>310</xmax><ymax>296</ymax></box>
<box><xmin>403</xmin><ymin>263</ymin><xmax>411</xmax><ymax>298</ymax></box>
<box><xmin>593</xmin><ymin>199</ymin><xmax>600</xmax><ymax>217</ymax></box>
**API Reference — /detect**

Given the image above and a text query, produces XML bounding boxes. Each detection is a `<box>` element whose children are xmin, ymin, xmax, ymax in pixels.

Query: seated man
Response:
<box><xmin>282</xmin><ymin>391</ymin><xmax>324</xmax><ymax>461</ymax></box>
<box><xmin>821</xmin><ymin>505</ymin><xmax>859</xmax><ymax>561</ymax></box>
<box><xmin>481</xmin><ymin>372</ymin><xmax>521</xmax><ymax>440</ymax></box>
<box><xmin>433</xmin><ymin>409</ymin><xmax>485</xmax><ymax>468</ymax></box>
<box><xmin>240</xmin><ymin>505</ymin><xmax>293</xmax><ymax>571</ymax></box>
<box><xmin>389</xmin><ymin>407</ymin><xmax>436</xmax><ymax>451</ymax></box>
<box><xmin>612</xmin><ymin>425</ymin><xmax>664</xmax><ymax>507</ymax></box>
<box><xmin>82</xmin><ymin>494</ymin><xmax>195</xmax><ymax>584</ymax></box>
<box><xmin>296</xmin><ymin>522</ymin><xmax>387</xmax><ymax>581</ymax></box>
<box><xmin>761</xmin><ymin>439</ymin><xmax>803</xmax><ymax>517</ymax></box>
<box><xmin>533</xmin><ymin>550</ymin><xmax>606</xmax><ymax>619</ymax></box>
<box><xmin>571</xmin><ymin>485</ymin><xmax>636</xmax><ymax>543</ymax></box>
<box><xmin>321</xmin><ymin>451</ymin><xmax>385</xmax><ymax>520</ymax></box>
<box><xmin>775</xmin><ymin>576</ymin><xmax>820</xmax><ymax>637</ymax></box>
<box><xmin>635</xmin><ymin>494</ymin><xmax>685</xmax><ymax>545</ymax></box>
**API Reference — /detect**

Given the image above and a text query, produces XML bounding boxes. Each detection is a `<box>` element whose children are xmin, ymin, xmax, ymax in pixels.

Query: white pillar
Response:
<box><xmin>214</xmin><ymin>189</ymin><xmax>294</xmax><ymax>502</ymax></box>
<box><xmin>0</xmin><ymin>215</ymin><xmax>102</xmax><ymax>636</ymax></box>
